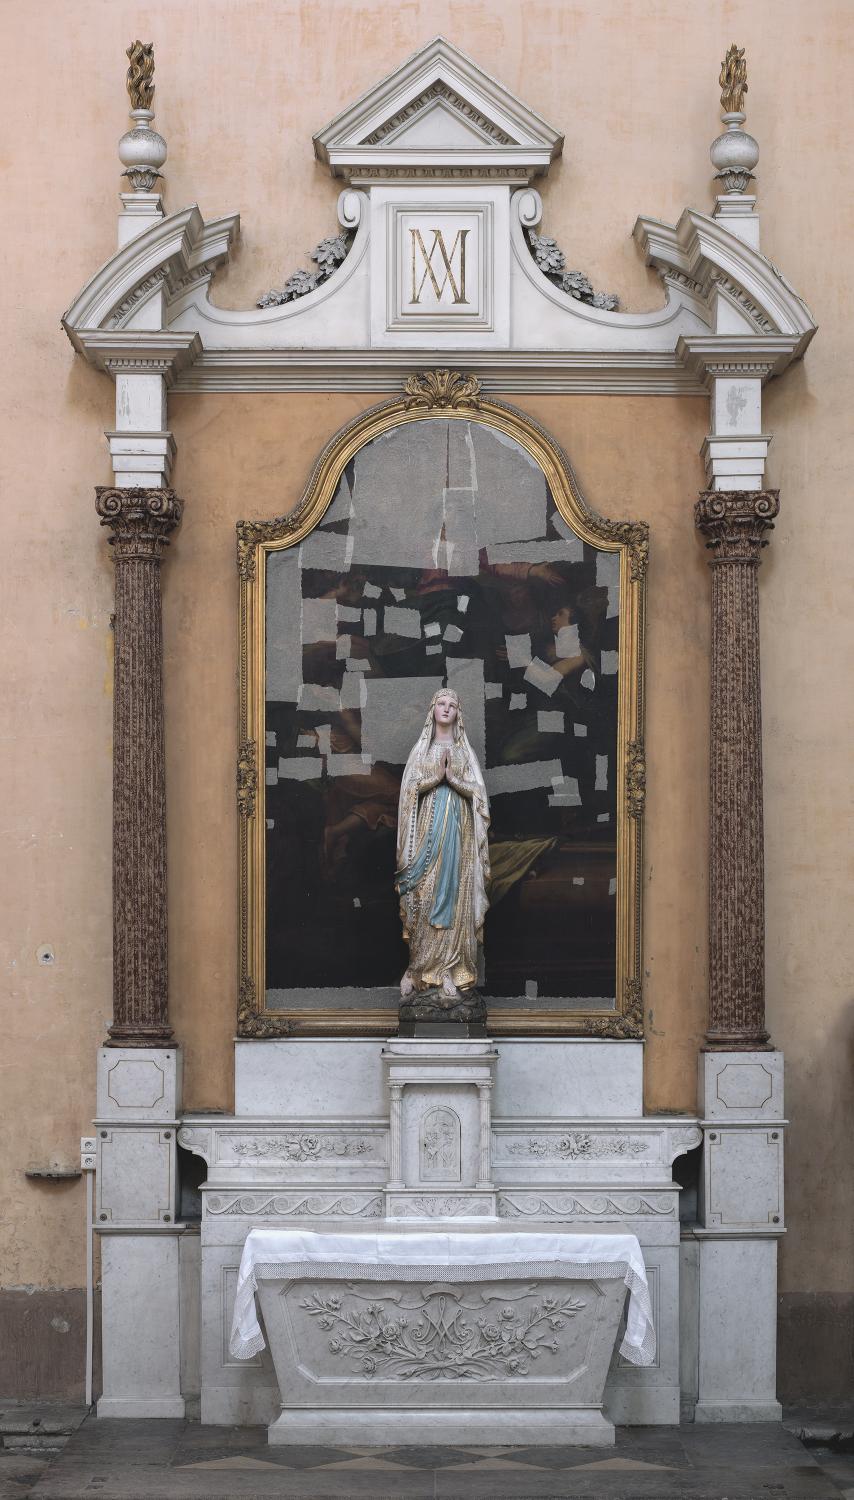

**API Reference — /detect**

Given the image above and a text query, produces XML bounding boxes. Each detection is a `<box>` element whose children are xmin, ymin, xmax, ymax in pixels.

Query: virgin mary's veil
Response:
<box><xmin>396</xmin><ymin>688</ymin><xmax>491</xmax><ymax>943</ymax></box>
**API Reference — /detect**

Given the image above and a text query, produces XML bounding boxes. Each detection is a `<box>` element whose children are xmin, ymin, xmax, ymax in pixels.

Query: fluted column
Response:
<box><xmin>695</xmin><ymin>490</ymin><xmax>779</xmax><ymax>1048</ymax></box>
<box><xmin>96</xmin><ymin>486</ymin><xmax>182</xmax><ymax>1046</ymax></box>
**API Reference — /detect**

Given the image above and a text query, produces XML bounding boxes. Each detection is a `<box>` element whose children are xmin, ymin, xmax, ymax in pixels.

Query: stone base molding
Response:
<box><xmin>695</xmin><ymin>490</ymin><xmax>779</xmax><ymax>1050</ymax></box>
<box><xmin>96</xmin><ymin>487</ymin><xmax>182</xmax><ymax>1047</ymax></box>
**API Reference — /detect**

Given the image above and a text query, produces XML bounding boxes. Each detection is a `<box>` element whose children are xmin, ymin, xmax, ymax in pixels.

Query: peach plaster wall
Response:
<box><xmin>1</xmin><ymin>0</ymin><xmax>851</xmax><ymax>1397</ymax></box>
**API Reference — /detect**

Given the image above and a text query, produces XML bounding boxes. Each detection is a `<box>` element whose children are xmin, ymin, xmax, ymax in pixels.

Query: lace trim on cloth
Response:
<box><xmin>229</xmin><ymin>1257</ymin><xmax>655</xmax><ymax>1367</ymax></box>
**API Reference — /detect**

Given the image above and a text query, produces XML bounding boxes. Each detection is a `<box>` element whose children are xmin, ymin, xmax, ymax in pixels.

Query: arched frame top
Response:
<box><xmin>236</xmin><ymin>374</ymin><xmax>646</xmax><ymax>1039</ymax></box>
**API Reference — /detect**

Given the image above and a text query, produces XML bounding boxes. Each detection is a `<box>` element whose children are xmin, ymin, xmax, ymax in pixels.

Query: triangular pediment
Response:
<box><xmin>313</xmin><ymin>37</ymin><xmax>562</xmax><ymax>182</ymax></box>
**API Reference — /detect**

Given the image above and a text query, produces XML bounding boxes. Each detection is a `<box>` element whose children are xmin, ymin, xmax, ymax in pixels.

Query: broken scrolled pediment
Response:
<box><xmin>61</xmin><ymin>35</ymin><xmax>815</xmax><ymax>394</ymax></box>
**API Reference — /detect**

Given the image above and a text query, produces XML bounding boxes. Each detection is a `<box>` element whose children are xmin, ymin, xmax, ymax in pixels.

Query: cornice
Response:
<box><xmin>173</xmin><ymin>348</ymin><xmax>707</xmax><ymax>396</ymax></box>
<box><xmin>62</xmin><ymin>207</ymin><xmax>239</xmax><ymax>339</ymax></box>
<box><xmin>676</xmin><ymin>333</ymin><xmax>802</xmax><ymax>385</ymax></box>
<box><xmin>75</xmin><ymin>329</ymin><xmax>202</xmax><ymax>383</ymax></box>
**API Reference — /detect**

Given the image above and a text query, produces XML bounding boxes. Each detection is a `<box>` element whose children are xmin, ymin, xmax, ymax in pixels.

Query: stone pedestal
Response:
<box><xmin>694</xmin><ymin>1237</ymin><xmax>782</xmax><ymax>1422</ymax></box>
<box><xmin>99</xmin><ymin>1235</ymin><xmax>185</xmax><ymax>1418</ymax></box>
<box><xmin>382</xmin><ymin>1039</ymin><xmax>498</xmax><ymax>1218</ymax></box>
<box><xmin>691</xmin><ymin>1049</ymin><xmax>785</xmax><ymax>1422</ymax></box>
<box><xmin>95</xmin><ymin>1046</ymin><xmax>185</xmax><ymax>1418</ymax></box>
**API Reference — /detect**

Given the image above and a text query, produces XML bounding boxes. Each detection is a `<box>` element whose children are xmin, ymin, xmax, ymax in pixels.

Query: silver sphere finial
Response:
<box><xmin>118</xmin><ymin>41</ymin><xmax>167</xmax><ymax>192</ymax></box>
<box><xmin>710</xmin><ymin>43</ymin><xmax>759</xmax><ymax>194</ymax></box>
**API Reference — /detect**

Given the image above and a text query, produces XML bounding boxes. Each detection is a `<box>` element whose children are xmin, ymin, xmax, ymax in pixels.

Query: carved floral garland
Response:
<box><xmin>230</xmin><ymin>1133</ymin><xmax>373</xmax><ymax>1162</ymax></box>
<box><xmin>527</xmin><ymin>230</ymin><xmax>619</xmax><ymax>310</ymax></box>
<box><xmin>258</xmin><ymin>233</ymin><xmax>352</xmax><ymax>307</ymax></box>
<box><xmin>302</xmin><ymin>1287</ymin><xmax>586</xmax><ymax>1379</ymax></box>
<box><xmin>505</xmin><ymin>1131</ymin><xmax>648</xmax><ymax>1161</ymax></box>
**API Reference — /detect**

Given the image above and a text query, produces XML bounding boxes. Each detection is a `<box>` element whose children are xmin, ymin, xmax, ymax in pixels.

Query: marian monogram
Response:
<box><xmin>382</xmin><ymin>203</ymin><xmax>495</xmax><ymax>338</ymax></box>
<box><xmin>410</xmin><ymin>227</ymin><xmax>470</xmax><ymax>305</ymax></box>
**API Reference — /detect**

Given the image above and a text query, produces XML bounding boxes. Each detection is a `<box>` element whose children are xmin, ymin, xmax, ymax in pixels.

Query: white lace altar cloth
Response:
<box><xmin>229</xmin><ymin>1228</ymin><xmax>656</xmax><ymax>1366</ymax></box>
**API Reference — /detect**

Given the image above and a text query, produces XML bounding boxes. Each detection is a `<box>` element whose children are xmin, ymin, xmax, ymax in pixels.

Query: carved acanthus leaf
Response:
<box><xmin>96</xmin><ymin>487</ymin><xmax>182</xmax><ymax>561</ymax></box>
<box><xmin>236</xmin><ymin>972</ymin><xmax>291</xmax><ymax>1037</ymax></box>
<box><xmin>595</xmin><ymin>519</ymin><xmax>649</xmax><ymax>581</ymax></box>
<box><xmin>588</xmin><ymin>977</ymin><xmax>644</xmax><ymax>1039</ymax></box>
<box><xmin>695</xmin><ymin>491</ymin><xmax>779</xmax><ymax>563</ymax></box>
<box><xmin>403</xmin><ymin>369</ymin><xmax>483</xmax><ymax>411</ymax></box>
<box><xmin>236</xmin><ymin>514</ymin><xmax>301</xmax><ymax>581</ymax></box>
<box><xmin>257</xmin><ymin>232</ymin><xmax>352</xmax><ymax>308</ymax></box>
<box><xmin>236</xmin><ymin>739</ymin><xmax>257</xmax><ymax>820</ymax></box>
<box><xmin>527</xmin><ymin>231</ymin><xmax>619</xmax><ymax>311</ymax></box>
<box><xmin>626</xmin><ymin>738</ymin><xmax>646</xmax><ymax>819</ymax></box>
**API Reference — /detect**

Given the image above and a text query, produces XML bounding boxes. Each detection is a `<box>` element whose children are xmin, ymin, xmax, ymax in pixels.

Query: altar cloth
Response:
<box><xmin>229</xmin><ymin>1228</ymin><xmax>656</xmax><ymax>1366</ymax></box>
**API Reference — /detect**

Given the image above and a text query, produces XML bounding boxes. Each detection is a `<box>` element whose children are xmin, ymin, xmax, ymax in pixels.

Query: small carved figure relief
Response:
<box><xmin>420</xmin><ymin>1106</ymin><xmax>462</xmax><ymax>1182</ymax></box>
<box><xmin>396</xmin><ymin>689</ymin><xmax>490</xmax><ymax>1009</ymax></box>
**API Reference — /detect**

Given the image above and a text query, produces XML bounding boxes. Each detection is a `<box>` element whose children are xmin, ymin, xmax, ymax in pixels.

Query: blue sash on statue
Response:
<box><xmin>396</xmin><ymin>784</ymin><xmax>463</xmax><ymax>928</ymax></box>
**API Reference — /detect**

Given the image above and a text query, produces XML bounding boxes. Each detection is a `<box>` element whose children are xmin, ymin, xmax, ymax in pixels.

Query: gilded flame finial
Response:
<box><xmin>710</xmin><ymin>42</ymin><xmax>758</xmax><ymax>196</ymax></box>
<box><xmin>126</xmin><ymin>41</ymin><xmax>155</xmax><ymax>111</ymax></box>
<box><xmin>119</xmin><ymin>40</ymin><xmax>167</xmax><ymax>195</ymax></box>
<box><xmin>719</xmin><ymin>43</ymin><xmax>747</xmax><ymax>115</ymax></box>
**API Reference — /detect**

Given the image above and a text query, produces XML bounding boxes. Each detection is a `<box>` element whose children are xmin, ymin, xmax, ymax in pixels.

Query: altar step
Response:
<box><xmin>0</xmin><ymin>1402</ymin><xmax>89</xmax><ymax>1455</ymax></box>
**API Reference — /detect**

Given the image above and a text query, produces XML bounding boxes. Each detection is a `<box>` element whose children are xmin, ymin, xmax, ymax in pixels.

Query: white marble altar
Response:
<box><xmin>178</xmin><ymin>1035</ymin><xmax>699</xmax><ymax>1430</ymax></box>
<box><xmin>229</xmin><ymin>1226</ymin><xmax>653</xmax><ymax>1446</ymax></box>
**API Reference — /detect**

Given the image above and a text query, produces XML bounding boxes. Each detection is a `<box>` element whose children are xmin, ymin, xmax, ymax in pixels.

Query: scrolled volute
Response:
<box><xmin>95</xmin><ymin>486</ymin><xmax>182</xmax><ymax>560</ymax></box>
<box><xmin>695</xmin><ymin>490</ymin><xmax>779</xmax><ymax>563</ymax></box>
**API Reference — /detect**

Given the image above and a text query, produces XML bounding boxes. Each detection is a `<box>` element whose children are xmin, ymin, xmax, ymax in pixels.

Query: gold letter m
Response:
<box><xmin>410</xmin><ymin>228</ymin><xmax>470</xmax><ymax>305</ymax></box>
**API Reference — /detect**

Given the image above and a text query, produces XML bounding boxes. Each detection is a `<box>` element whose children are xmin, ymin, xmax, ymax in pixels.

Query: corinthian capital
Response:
<box><xmin>695</xmin><ymin>490</ymin><xmax>779</xmax><ymax>563</ymax></box>
<box><xmin>96</xmin><ymin>486</ymin><xmax>182</xmax><ymax>560</ymax></box>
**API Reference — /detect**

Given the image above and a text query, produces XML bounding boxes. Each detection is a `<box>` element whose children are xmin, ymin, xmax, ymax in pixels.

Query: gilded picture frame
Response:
<box><xmin>236</xmin><ymin>372</ymin><xmax>647</xmax><ymax>1038</ymax></box>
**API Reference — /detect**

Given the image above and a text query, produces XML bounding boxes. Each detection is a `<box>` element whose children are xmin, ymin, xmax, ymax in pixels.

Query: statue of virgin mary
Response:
<box><xmin>395</xmin><ymin>688</ymin><xmax>490</xmax><ymax>1001</ymax></box>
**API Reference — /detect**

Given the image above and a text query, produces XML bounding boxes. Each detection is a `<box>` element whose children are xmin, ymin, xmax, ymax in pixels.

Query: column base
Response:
<box><xmin>695</xmin><ymin>1399</ymin><xmax>782</xmax><ymax>1423</ymax></box>
<box><xmin>97</xmin><ymin>1395</ymin><xmax>185</xmax><ymax>1419</ymax></box>
<box><xmin>105</xmin><ymin>1024</ymin><xmax>174</xmax><ymax>1048</ymax></box>
<box><xmin>703</xmin><ymin>1031</ymin><xmax>771</xmax><ymax>1051</ymax></box>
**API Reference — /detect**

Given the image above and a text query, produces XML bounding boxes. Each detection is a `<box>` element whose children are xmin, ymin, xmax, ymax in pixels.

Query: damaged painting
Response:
<box><xmin>252</xmin><ymin>415</ymin><xmax>635</xmax><ymax>1031</ymax></box>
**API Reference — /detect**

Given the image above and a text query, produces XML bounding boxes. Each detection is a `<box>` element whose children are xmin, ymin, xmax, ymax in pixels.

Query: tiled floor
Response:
<box><xmin>1</xmin><ymin>1415</ymin><xmax>853</xmax><ymax>1500</ymax></box>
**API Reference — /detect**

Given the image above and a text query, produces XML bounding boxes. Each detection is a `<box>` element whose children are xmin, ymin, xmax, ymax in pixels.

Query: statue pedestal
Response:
<box><xmin>382</xmin><ymin>1038</ymin><xmax>498</xmax><ymax>1219</ymax></box>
